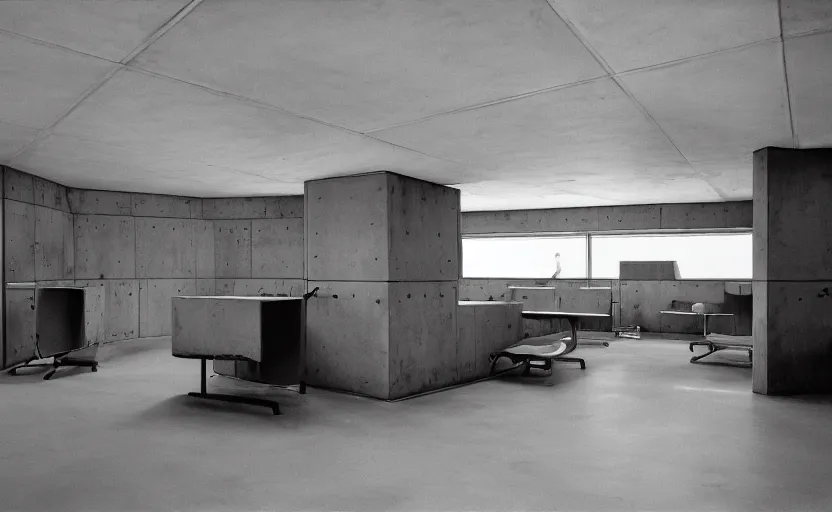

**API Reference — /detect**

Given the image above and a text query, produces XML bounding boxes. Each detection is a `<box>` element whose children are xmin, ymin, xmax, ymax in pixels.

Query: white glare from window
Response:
<box><xmin>591</xmin><ymin>233</ymin><xmax>752</xmax><ymax>279</ymax></box>
<box><xmin>462</xmin><ymin>236</ymin><xmax>587</xmax><ymax>278</ymax></box>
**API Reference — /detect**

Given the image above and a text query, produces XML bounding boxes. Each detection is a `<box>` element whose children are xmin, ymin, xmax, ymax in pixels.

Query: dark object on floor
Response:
<box><xmin>689</xmin><ymin>334</ymin><xmax>753</xmax><ymax>367</ymax></box>
<box><xmin>7</xmin><ymin>286</ymin><xmax>100</xmax><ymax>380</ymax></box>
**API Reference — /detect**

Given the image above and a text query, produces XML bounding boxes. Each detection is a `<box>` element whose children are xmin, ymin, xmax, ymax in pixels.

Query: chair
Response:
<box><xmin>489</xmin><ymin>330</ymin><xmax>585</xmax><ymax>376</ymax></box>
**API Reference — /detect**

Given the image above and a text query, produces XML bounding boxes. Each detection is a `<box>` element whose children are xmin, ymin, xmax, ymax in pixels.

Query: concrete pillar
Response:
<box><xmin>304</xmin><ymin>172</ymin><xmax>460</xmax><ymax>399</ymax></box>
<box><xmin>753</xmin><ymin>147</ymin><xmax>832</xmax><ymax>395</ymax></box>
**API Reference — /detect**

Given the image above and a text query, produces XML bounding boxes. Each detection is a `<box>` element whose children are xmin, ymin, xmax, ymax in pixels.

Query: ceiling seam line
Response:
<box><xmin>783</xmin><ymin>25</ymin><xmax>832</xmax><ymax>41</ymax></box>
<box><xmin>122</xmin><ymin>66</ymin><xmax>469</xmax><ymax>167</ymax></box>
<box><xmin>5</xmin><ymin>0</ymin><xmax>203</xmax><ymax>164</ymax></box>
<box><xmin>542</xmin><ymin>1</ymin><xmax>613</xmax><ymax>76</ymax></box>
<box><xmin>0</xmin><ymin>11</ymin><xmax>792</xmax><ymax>140</ymax></box>
<box><xmin>365</xmin><ymin>36</ymin><xmax>782</xmax><ymax>134</ymax></box>
<box><xmin>543</xmin><ymin>0</ymin><xmax>726</xmax><ymax>201</ymax></box>
<box><xmin>364</xmin><ymin>36</ymin><xmax>783</xmax><ymax>134</ymax></box>
<box><xmin>0</xmin><ymin>28</ymin><xmax>121</xmax><ymax>63</ymax></box>
<box><xmin>363</xmin><ymin>74</ymin><xmax>609</xmax><ymax>134</ymax></box>
<box><xmin>6</xmin><ymin>65</ymin><xmax>125</xmax><ymax>162</ymax></box>
<box><xmin>611</xmin><ymin>76</ymin><xmax>727</xmax><ymax>200</ymax></box>
<box><xmin>122</xmin><ymin>0</ymin><xmax>206</xmax><ymax>65</ymax></box>
<box><xmin>614</xmin><ymin>36</ymin><xmax>782</xmax><ymax>79</ymax></box>
<box><xmin>777</xmin><ymin>0</ymin><xmax>799</xmax><ymax>149</ymax></box>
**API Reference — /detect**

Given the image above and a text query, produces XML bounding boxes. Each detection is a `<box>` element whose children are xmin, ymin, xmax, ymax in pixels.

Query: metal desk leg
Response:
<box><xmin>201</xmin><ymin>358</ymin><xmax>207</xmax><ymax>394</ymax></box>
<box><xmin>555</xmin><ymin>319</ymin><xmax>586</xmax><ymax>369</ymax></box>
<box><xmin>187</xmin><ymin>358</ymin><xmax>281</xmax><ymax>415</ymax></box>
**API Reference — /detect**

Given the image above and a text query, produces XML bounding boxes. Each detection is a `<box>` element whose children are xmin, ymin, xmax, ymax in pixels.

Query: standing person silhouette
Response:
<box><xmin>551</xmin><ymin>253</ymin><xmax>562</xmax><ymax>279</ymax></box>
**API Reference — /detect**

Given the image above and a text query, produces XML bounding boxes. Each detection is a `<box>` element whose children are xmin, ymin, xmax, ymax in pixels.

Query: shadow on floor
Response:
<box><xmin>492</xmin><ymin>364</ymin><xmax>587</xmax><ymax>388</ymax></box>
<box><xmin>125</xmin><ymin>393</ymin><xmax>307</xmax><ymax>427</ymax></box>
<box><xmin>0</xmin><ymin>363</ymin><xmax>92</xmax><ymax>385</ymax></box>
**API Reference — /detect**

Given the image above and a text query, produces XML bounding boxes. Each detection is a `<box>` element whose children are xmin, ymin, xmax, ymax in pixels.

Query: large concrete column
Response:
<box><xmin>304</xmin><ymin>172</ymin><xmax>460</xmax><ymax>399</ymax></box>
<box><xmin>753</xmin><ymin>147</ymin><xmax>832</xmax><ymax>395</ymax></box>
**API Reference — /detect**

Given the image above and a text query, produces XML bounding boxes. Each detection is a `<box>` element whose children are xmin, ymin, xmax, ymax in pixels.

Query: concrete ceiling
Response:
<box><xmin>0</xmin><ymin>0</ymin><xmax>830</xmax><ymax>211</ymax></box>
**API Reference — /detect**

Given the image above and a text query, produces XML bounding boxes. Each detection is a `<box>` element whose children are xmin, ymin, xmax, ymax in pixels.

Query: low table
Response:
<box><xmin>659</xmin><ymin>310</ymin><xmax>734</xmax><ymax>336</ymax></box>
<box><xmin>521</xmin><ymin>310</ymin><xmax>613</xmax><ymax>347</ymax></box>
<box><xmin>689</xmin><ymin>334</ymin><xmax>753</xmax><ymax>367</ymax></box>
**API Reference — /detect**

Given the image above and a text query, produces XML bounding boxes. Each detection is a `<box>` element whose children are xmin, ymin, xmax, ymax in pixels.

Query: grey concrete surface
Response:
<box><xmin>753</xmin><ymin>148</ymin><xmax>832</xmax><ymax>395</ymax></box>
<box><xmin>5</xmin><ymin>199</ymin><xmax>36</xmax><ymax>282</ymax></box>
<box><xmin>2</xmin><ymin>2</ymin><xmax>829</xmax><ymax>209</ymax></box>
<box><xmin>251</xmin><ymin>218</ymin><xmax>304</xmax><ymax>279</ymax></box>
<box><xmin>32</xmin><ymin>175</ymin><xmax>70</xmax><ymax>212</ymax></box>
<box><xmin>4</xmin><ymin>167</ymin><xmax>35</xmax><ymax>203</ymax></box>
<box><xmin>68</xmin><ymin>189</ymin><xmax>133</xmax><ymax>216</ymax></box>
<box><xmin>307</xmin><ymin>173</ymin><xmax>461</xmax><ymax>282</ymax></box>
<box><xmin>785</xmin><ymin>29</ymin><xmax>832</xmax><ymax>147</ymax></box>
<box><xmin>461</xmin><ymin>201</ymin><xmax>752</xmax><ymax>234</ymax></box>
<box><xmin>305</xmin><ymin>173</ymin><xmax>462</xmax><ymax>399</ymax></box>
<box><xmin>214</xmin><ymin>220</ymin><xmax>252</xmax><ymax>279</ymax></box>
<box><xmin>135</xmin><ymin>218</ymin><xmax>196</xmax><ymax>279</ymax></box>
<box><xmin>139</xmin><ymin>279</ymin><xmax>197</xmax><ymax>338</ymax></box>
<box><xmin>131</xmin><ymin>193</ymin><xmax>196</xmax><ymax>219</ymax></box>
<box><xmin>74</xmin><ymin>215</ymin><xmax>136</xmax><ymax>279</ymax></box>
<box><xmin>2</xmin><ymin>336</ymin><xmax>832</xmax><ymax>512</ymax></box>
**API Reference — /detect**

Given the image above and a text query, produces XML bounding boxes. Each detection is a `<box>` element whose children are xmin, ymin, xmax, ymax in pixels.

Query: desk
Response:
<box><xmin>172</xmin><ymin>296</ymin><xmax>306</xmax><ymax>415</ymax></box>
<box><xmin>659</xmin><ymin>311</ymin><xmax>734</xmax><ymax>336</ymax></box>
<box><xmin>7</xmin><ymin>285</ymin><xmax>104</xmax><ymax>380</ymax></box>
<box><xmin>522</xmin><ymin>311</ymin><xmax>612</xmax><ymax>347</ymax></box>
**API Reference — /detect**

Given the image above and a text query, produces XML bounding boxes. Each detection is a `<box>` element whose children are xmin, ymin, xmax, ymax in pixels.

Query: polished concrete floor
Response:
<box><xmin>1</xmin><ymin>336</ymin><xmax>831</xmax><ymax>511</ymax></box>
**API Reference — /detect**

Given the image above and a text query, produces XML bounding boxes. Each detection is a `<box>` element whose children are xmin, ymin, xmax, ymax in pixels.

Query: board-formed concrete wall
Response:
<box><xmin>204</xmin><ymin>196</ymin><xmax>305</xmax><ymax>299</ymax></box>
<box><xmin>304</xmin><ymin>172</ymin><xmax>462</xmax><ymax>400</ymax></box>
<box><xmin>461</xmin><ymin>201</ymin><xmax>752</xmax><ymax>234</ymax></box>
<box><xmin>2</xmin><ymin>166</ymin><xmax>305</xmax><ymax>368</ymax></box>
<box><xmin>3</xmin><ymin>168</ymin><xmax>75</xmax><ymax>367</ymax></box>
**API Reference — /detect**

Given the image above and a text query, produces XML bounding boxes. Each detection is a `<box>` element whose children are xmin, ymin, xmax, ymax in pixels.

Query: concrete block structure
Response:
<box><xmin>752</xmin><ymin>147</ymin><xmax>832</xmax><ymax>395</ymax></box>
<box><xmin>304</xmin><ymin>172</ymin><xmax>461</xmax><ymax>399</ymax></box>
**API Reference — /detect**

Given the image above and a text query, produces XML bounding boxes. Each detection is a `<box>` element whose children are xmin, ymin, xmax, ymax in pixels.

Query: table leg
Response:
<box><xmin>200</xmin><ymin>358</ymin><xmax>207</xmax><ymax>394</ymax></box>
<box><xmin>188</xmin><ymin>357</ymin><xmax>281</xmax><ymax>415</ymax></box>
<box><xmin>703</xmin><ymin>315</ymin><xmax>708</xmax><ymax>337</ymax></box>
<box><xmin>570</xmin><ymin>318</ymin><xmax>579</xmax><ymax>347</ymax></box>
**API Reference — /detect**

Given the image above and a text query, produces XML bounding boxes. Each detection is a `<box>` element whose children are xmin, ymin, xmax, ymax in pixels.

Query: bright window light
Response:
<box><xmin>591</xmin><ymin>232</ymin><xmax>752</xmax><ymax>279</ymax></box>
<box><xmin>462</xmin><ymin>236</ymin><xmax>587</xmax><ymax>278</ymax></box>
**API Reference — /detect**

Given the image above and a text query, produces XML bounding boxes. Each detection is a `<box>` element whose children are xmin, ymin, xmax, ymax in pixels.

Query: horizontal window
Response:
<box><xmin>462</xmin><ymin>231</ymin><xmax>752</xmax><ymax>280</ymax></box>
<box><xmin>591</xmin><ymin>233</ymin><xmax>752</xmax><ymax>279</ymax></box>
<box><xmin>462</xmin><ymin>236</ymin><xmax>587</xmax><ymax>279</ymax></box>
